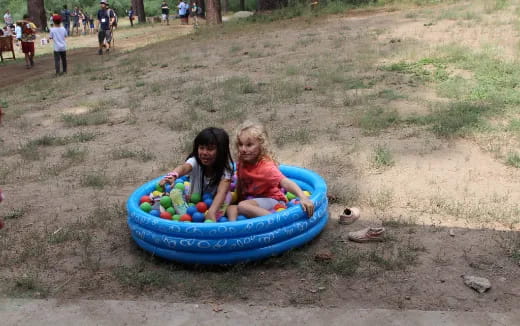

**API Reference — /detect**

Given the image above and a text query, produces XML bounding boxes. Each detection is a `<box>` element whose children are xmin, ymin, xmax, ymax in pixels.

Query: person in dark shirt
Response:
<box><xmin>127</xmin><ymin>6</ymin><xmax>134</xmax><ymax>27</ymax></box>
<box><xmin>161</xmin><ymin>1</ymin><xmax>170</xmax><ymax>25</ymax></box>
<box><xmin>61</xmin><ymin>5</ymin><xmax>71</xmax><ymax>36</ymax></box>
<box><xmin>96</xmin><ymin>0</ymin><xmax>115</xmax><ymax>55</ymax></box>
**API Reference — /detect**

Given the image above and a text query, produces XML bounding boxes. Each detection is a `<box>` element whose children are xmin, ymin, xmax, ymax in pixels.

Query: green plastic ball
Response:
<box><xmin>172</xmin><ymin>214</ymin><xmax>181</xmax><ymax>221</ymax></box>
<box><xmin>155</xmin><ymin>183</ymin><xmax>164</xmax><ymax>192</ymax></box>
<box><xmin>190</xmin><ymin>192</ymin><xmax>201</xmax><ymax>203</ymax></box>
<box><xmin>174</xmin><ymin>183</ymin><xmax>185</xmax><ymax>191</ymax></box>
<box><xmin>140</xmin><ymin>202</ymin><xmax>152</xmax><ymax>212</ymax></box>
<box><xmin>204</xmin><ymin>219</ymin><xmax>215</xmax><ymax>223</ymax></box>
<box><xmin>166</xmin><ymin>207</ymin><xmax>175</xmax><ymax>215</ymax></box>
<box><xmin>286</xmin><ymin>192</ymin><xmax>296</xmax><ymax>201</ymax></box>
<box><xmin>160</xmin><ymin>196</ymin><xmax>172</xmax><ymax>208</ymax></box>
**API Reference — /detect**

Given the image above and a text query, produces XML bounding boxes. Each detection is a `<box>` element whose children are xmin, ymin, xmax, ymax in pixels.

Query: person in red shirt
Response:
<box><xmin>227</xmin><ymin>121</ymin><xmax>314</xmax><ymax>221</ymax></box>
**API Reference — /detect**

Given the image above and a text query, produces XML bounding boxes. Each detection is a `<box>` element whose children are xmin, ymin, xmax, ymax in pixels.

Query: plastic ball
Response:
<box><xmin>246</xmin><ymin>195</ymin><xmax>254</xmax><ymax>200</ymax></box>
<box><xmin>273</xmin><ymin>203</ymin><xmax>286</xmax><ymax>210</ymax></box>
<box><xmin>204</xmin><ymin>219</ymin><xmax>215</xmax><ymax>223</ymax></box>
<box><xmin>184</xmin><ymin>181</ymin><xmax>190</xmax><ymax>187</ymax></box>
<box><xmin>202</xmin><ymin>193</ymin><xmax>213</xmax><ymax>201</ymax></box>
<box><xmin>190</xmin><ymin>192</ymin><xmax>201</xmax><ymax>203</ymax></box>
<box><xmin>276</xmin><ymin>208</ymin><xmax>285</xmax><ymax>212</ymax></box>
<box><xmin>174</xmin><ymin>183</ymin><xmax>185</xmax><ymax>191</ymax></box>
<box><xmin>203</xmin><ymin>198</ymin><xmax>213</xmax><ymax>208</ymax></box>
<box><xmin>150</xmin><ymin>209</ymin><xmax>161</xmax><ymax>217</ymax></box>
<box><xmin>155</xmin><ymin>183</ymin><xmax>164</xmax><ymax>192</ymax></box>
<box><xmin>140</xmin><ymin>195</ymin><xmax>153</xmax><ymax>204</ymax></box>
<box><xmin>303</xmin><ymin>190</ymin><xmax>311</xmax><ymax>197</ymax></box>
<box><xmin>186</xmin><ymin>206</ymin><xmax>197</xmax><ymax>216</ymax></box>
<box><xmin>164</xmin><ymin>184</ymin><xmax>172</xmax><ymax>193</ymax></box>
<box><xmin>218</xmin><ymin>217</ymin><xmax>228</xmax><ymax>223</ymax></box>
<box><xmin>172</xmin><ymin>214</ymin><xmax>181</xmax><ymax>221</ymax></box>
<box><xmin>166</xmin><ymin>207</ymin><xmax>175</xmax><ymax>215</ymax></box>
<box><xmin>188</xmin><ymin>202</ymin><xmax>195</xmax><ymax>207</ymax></box>
<box><xmin>237</xmin><ymin>215</ymin><xmax>248</xmax><ymax>221</ymax></box>
<box><xmin>196</xmin><ymin>202</ymin><xmax>208</xmax><ymax>213</ymax></box>
<box><xmin>231</xmin><ymin>192</ymin><xmax>238</xmax><ymax>204</ymax></box>
<box><xmin>152</xmin><ymin>190</ymin><xmax>163</xmax><ymax>198</ymax></box>
<box><xmin>160</xmin><ymin>211</ymin><xmax>172</xmax><ymax>220</ymax></box>
<box><xmin>180</xmin><ymin>214</ymin><xmax>192</xmax><ymax>222</ymax></box>
<box><xmin>286</xmin><ymin>192</ymin><xmax>296</xmax><ymax>201</ymax></box>
<box><xmin>160</xmin><ymin>196</ymin><xmax>172</xmax><ymax>208</ymax></box>
<box><xmin>192</xmin><ymin>212</ymin><xmax>205</xmax><ymax>223</ymax></box>
<box><xmin>230</xmin><ymin>183</ymin><xmax>236</xmax><ymax>191</ymax></box>
<box><xmin>140</xmin><ymin>202</ymin><xmax>152</xmax><ymax>212</ymax></box>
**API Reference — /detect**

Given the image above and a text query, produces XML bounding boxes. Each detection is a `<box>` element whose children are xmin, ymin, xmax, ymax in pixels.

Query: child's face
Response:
<box><xmin>237</xmin><ymin>132</ymin><xmax>261</xmax><ymax>164</ymax></box>
<box><xmin>198</xmin><ymin>144</ymin><xmax>217</xmax><ymax>167</ymax></box>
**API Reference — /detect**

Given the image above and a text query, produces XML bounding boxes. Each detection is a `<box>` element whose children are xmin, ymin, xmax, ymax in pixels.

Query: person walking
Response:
<box><xmin>127</xmin><ymin>6</ymin><xmax>134</xmax><ymax>27</ymax></box>
<box><xmin>49</xmin><ymin>15</ymin><xmax>67</xmax><ymax>76</ymax></box>
<box><xmin>20</xmin><ymin>15</ymin><xmax>37</xmax><ymax>69</ymax></box>
<box><xmin>96</xmin><ymin>0</ymin><xmax>115</xmax><ymax>55</ymax></box>
<box><xmin>61</xmin><ymin>5</ymin><xmax>71</xmax><ymax>36</ymax></box>
<box><xmin>161</xmin><ymin>1</ymin><xmax>170</xmax><ymax>25</ymax></box>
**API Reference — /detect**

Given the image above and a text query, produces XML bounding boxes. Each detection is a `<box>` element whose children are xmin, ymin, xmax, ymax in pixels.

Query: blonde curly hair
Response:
<box><xmin>235</xmin><ymin>121</ymin><xmax>277</xmax><ymax>163</ymax></box>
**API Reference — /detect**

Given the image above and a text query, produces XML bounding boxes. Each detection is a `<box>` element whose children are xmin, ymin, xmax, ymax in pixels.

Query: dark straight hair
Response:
<box><xmin>187</xmin><ymin>127</ymin><xmax>234</xmax><ymax>192</ymax></box>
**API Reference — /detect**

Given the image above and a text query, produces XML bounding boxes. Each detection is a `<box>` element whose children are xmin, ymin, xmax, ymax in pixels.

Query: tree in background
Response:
<box><xmin>27</xmin><ymin>0</ymin><xmax>47</xmax><ymax>30</ymax></box>
<box><xmin>132</xmin><ymin>0</ymin><xmax>146</xmax><ymax>23</ymax></box>
<box><xmin>205</xmin><ymin>0</ymin><xmax>222</xmax><ymax>24</ymax></box>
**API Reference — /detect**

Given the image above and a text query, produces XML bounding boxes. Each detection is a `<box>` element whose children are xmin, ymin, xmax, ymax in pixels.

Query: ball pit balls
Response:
<box><xmin>150</xmin><ymin>209</ymin><xmax>161</xmax><ymax>217</ymax></box>
<box><xmin>286</xmin><ymin>192</ymin><xmax>296</xmax><ymax>201</ymax></box>
<box><xmin>152</xmin><ymin>191</ymin><xmax>162</xmax><ymax>198</ymax></box>
<box><xmin>172</xmin><ymin>214</ymin><xmax>181</xmax><ymax>221</ymax></box>
<box><xmin>202</xmin><ymin>193</ymin><xmax>213</xmax><ymax>201</ymax></box>
<box><xmin>303</xmin><ymin>190</ymin><xmax>311</xmax><ymax>197</ymax></box>
<box><xmin>237</xmin><ymin>215</ymin><xmax>248</xmax><ymax>221</ymax></box>
<box><xmin>203</xmin><ymin>198</ymin><xmax>213</xmax><ymax>208</ymax></box>
<box><xmin>204</xmin><ymin>219</ymin><xmax>215</xmax><ymax>223</ymax></box>
<box><xmin>186</xmin><ymin>206</ymin><xmax>197</xmax><ymax>216</ymax></box>
<box><xmin>196</xmin><ymin>202</ymin><xmax>208</xmax><ymax>213</ymax></box>
<box><xmin>192</xmin><ymin>212</ymin><xmax>205</xmax><ymax>223</ymax></box>
<box><xmin>155</xmin><ymin>183</ymin><xmax>164</xmax><ymax>192</ymax></box>
<box><xmin>273</xmin><ymin>203</ymin><xmax>286</xmax><ymax>211</ymax></box>
<box><xmin>160</xmin><ymin>212</ymin><xmax>172</xmax><ymax>220</ymax></box>
<box><xmin>230</xmin><ymin>183</ymin><xmax>236</xmax><ymax>191</ymax></box>
<box><xmin>174</xmin><ymin>183</ymin><xmax>185</xmax><ymax>191</ymax></box>
<box><xmin>180</xmin><ymin>214</ymin><xmax>192</xmax><ymax>222</ymax></box>
<box><xmin>140</xmin><ymin>195</ymin><xmax>152</xmax><ymax>204</ymax></box>
<box><xmin>276</xmin><ymin>208</ymin><xmax>285</xmax><ymax>212</ymax></box>
<box><xmin>166</xmin><ymin>207</ymin><xmax>175</xmax><ymax>215</ymax></box>
<box><xmin>218</xmin><ymin>216</ymin><xmax>228</xmax><ymax>223</ymax></box>
<box><xmin>160</xmin><ymin>196</ymin><xmax>172</xmax><ymax>208</ymax></box>
<box><xmin>140</xmin><ymin>202</ymin><xmax>152</xmax><ymax>212</ymax></box>
<box><xmin>164</xmin><ymin>184</ymin><xmax>172</xmax><ymax>193</ymax></box>
<box><xmin>231</xmin><ymin>192</ymin><xmax>238</xmax><ymax>204</ymax></box>
<box><xmin>190</xmin><ymin>192</ymin><xmax>201</xmax><ymax>204</ymax></box>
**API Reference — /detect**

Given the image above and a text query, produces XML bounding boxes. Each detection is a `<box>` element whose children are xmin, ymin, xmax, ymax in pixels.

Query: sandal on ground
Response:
<box><xmin>339</xmin><ymin>207</ymin><xmax>360</xmax><ymax>225</ymax></box>
<box><xmin>348</xmin><ymin>227</ymin><xmax>385</xmax><ymax>243</ymax></box>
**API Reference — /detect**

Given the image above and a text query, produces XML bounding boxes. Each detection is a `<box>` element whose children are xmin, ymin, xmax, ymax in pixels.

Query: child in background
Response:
<box><xmin>227</xmin><ymin>121</ymin><xmax>314</xmax><ymax>221</ymax></box>
<box><xmin>49</xmin><ymin>15</ymin><xmax>67</xmax><ymax>76</ymax></box>
<box><xmin>159</xmin><ymin>127</ymin><xmax>234</xmax><ymax>221</ymax></box>
<box><xmin>88</xmin><ymin>15</ymin><xmax>95</xmax><ymax>34</ymax></box>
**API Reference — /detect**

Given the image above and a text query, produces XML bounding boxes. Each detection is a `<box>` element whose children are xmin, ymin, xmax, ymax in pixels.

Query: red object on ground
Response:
<box><xmin>196</xmin><ymin>202</ymin><xmax>208</xmax><ymax>213</ymax></box>
<box><xmin>160</xmin><ymin>212</ymin><xmax>172</xmax><ymax>220</ymax></box>
<box><xmin>180</xmin><ymin>214</ymin><xmax>192</xmax><ymax>222</ymax></box>
<box><xmin>140</xmin><ymin>195</ymin><xmax>152</xmax><ymax>204</ymax></box>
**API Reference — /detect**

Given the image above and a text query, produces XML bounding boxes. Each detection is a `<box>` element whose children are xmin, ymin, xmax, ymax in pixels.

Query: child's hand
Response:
<box><xmin>300</xmin><ymin>197</ymin><xmax>314</xmax><ymax>217</ymax></box>
<box><xmin>159</xmin><ymin>175</ymin><xmax>176</xmax><ymax>186</ymax></box>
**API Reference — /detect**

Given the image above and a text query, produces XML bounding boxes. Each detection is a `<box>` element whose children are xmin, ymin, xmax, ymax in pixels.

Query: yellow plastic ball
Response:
<box><xmin>303</xmin><ymin>191</ymin><xmax>311</xmax><ymax>197</ymax></box>
<box><xmin>231</xmin><ymin>192</ymin><xmax>238</xmax><ymax>204</ymax></box>
<box><xmin>184</xmin><ymin>181</ymin><xmax>190</xmax><ymax>187</ymax></box>
<box><xmin>152</xmin><ymin>191</ymin><xmax>162</xmax><ymax>197</ymax></box>
<box><xmin>276</xmin><ymin>208</ymin><xmax>285</xmax><ymax>212</ymax></box>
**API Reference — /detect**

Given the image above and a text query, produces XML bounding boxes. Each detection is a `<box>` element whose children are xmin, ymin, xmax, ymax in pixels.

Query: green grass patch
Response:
<box><xmin>506</xmin><ymin>152</ymin><xmax>520</xmax><ymax>168</ymax></box>
<box><xmin>80</xmin><ymin>172</ymin><xmax>109</xmax><ymax>188</ymax></box>
<box><xmin>111</xmin><ymin>148</ymin><xmax>156</xmax><ymax>162</ymax></box>
<box><xmin>61</xmin><ymin>108</ymin><xmax>110</xmax><ymax>127</ymax></box>
<box><xmin>359</xmin><ymin>107</ymin><xmax>400</xmax><ymax>134</ymax></box>
<box><xmin>113</xmin><ymin>264</ymin><xmax>169</xmax><ymax>290</ymax></box>
<box><xmin>372</xmin><ymin>145</ymin><xmax>395</xmax><ymax>168</ymax></box>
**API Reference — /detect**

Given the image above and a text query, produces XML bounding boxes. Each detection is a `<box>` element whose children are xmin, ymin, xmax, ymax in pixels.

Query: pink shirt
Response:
<box><xmin>238</xmin><ymin>159</ymin><xmax>287</xmax><ymax>202</ymax></box>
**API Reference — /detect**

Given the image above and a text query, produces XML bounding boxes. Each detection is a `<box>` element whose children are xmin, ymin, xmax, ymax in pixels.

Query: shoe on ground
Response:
<box><xmin>339</xmin><ymin>207</ymin><xmax>360</xmax><ymax>225</ymax></box>
<box><xmin>348</xmin><ymin>227</ymin><xmax>385</xmax><ymax>243</ymax></box>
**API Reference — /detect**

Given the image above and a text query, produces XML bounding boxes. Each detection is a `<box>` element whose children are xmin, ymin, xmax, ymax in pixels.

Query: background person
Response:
<box><xmin>61</xmin><ymin>5</ymin><xmax>71</xmax><ymax>35</ymax></box>
<box><xmin>161</xmin><ymin>1</ymin><xmax>170</xmax><ymax>25</ymax></box>
<box><xmin>127</xmin><ymin>6</ymin><xmax>134</xmax><ymax>27</ymax></box>
<box><xmin>97</xmin><ymin>0</ymin><xmax>115</xmax><ymax>55</ymax></box>
<box><xmin>20</xmin><ymin>15</ymin><xmax>37</xmax><ymax>69</ymax></box>
<box><xmin>4</xmin><ymin>9</ymin><xmax>13</xmax><ymax>28</ymax></box>
<box><xmin>49</xmin><ymin>15</ymin><xmax>67</xmax><ymax>76</ymax></box>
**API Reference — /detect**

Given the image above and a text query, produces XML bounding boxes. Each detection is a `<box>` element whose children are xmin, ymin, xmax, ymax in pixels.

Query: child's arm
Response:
<box><xmin>205</xmin><ymin>178</ymin><xmax>231</xmax><ymax>221</ymax></box>
<box><xmin>280</xmin><ymin>177</ymin><xmax>314</xmax><ymax>217</ymax></box>
<box><xmin>159</xmin><ymin>163</ymin><xmax>193</xmax><ymax>186</ymax></box>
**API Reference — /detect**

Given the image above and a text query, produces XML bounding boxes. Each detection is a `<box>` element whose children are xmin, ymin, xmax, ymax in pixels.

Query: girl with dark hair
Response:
<box><xmin>159</xmin><ymin>127</ymin><xmax>234</xmax><ymax>221</ymax></box>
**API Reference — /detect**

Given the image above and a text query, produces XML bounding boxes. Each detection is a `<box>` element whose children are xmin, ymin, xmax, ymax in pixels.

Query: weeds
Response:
<box><xmin>358</xmin><ymin>107</ymin><xmax>399</xmax><ymax>134</ymax></box>
<box><xmin>62</xmin><ymin>107</ymin><xmax>110</xmax><ymax>127</ymax></box>
<box><xmin>80</xmin><ymin>172</ymin><xmax>109</xmax><ymax>188</ymax></box>
<box><xmin>372</xmin><ymin>145</ymin><xmax>395</xmax><ymax>168</ymax></box>
<box><xmin>113</xmin><ymin>264</ymin><xmax>169</xmax><ymax>290</ymax></box>
<box><xmin>506</xmin><ymin>152</ymin><xmax>520</xmax><ymax>168</ymax></box>
<box><xmin>111</xmin><ymin>148</ymin><xmax>156</xmax><ymax>162</ymax></box>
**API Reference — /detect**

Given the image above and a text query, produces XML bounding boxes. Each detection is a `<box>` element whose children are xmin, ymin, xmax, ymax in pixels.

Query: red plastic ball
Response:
<box><xmin>180</xmin><ymin>214</ymin><xmax>192</xmax><ymax>222</ymax></box>
<box><xmin>140</xmin><ymin>195</ymin><xmax>153</xmax><ymax>204</ymax></box>
<box><xmin>160</xmin><ymin>212</ymin><xmax>172</xmax><ymax>220</ymax></box>
<box><xmin>196</xmin><ymin>202</ymin><xmax>208</xmax><ymax>213</ymax></box>
<box><xmin>273</xmin><ymin>203</ymin><xmax>286</xmax><ymax>210</ymax></box>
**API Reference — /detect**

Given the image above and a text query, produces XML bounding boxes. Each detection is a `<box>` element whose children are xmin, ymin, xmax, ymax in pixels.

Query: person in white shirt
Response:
<box><xmin>49</xmin><ymin>15</ymin><xmax>68</xmax><ymax>76</ymax></box>
<box><xmin>4</xmin><ymin>10</ymin><xmax>13</xmax><ymax>27</ymax></box>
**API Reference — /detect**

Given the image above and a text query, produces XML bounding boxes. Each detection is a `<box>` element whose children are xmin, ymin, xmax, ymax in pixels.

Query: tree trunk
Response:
<box><xmin>205</xmin><ymin>0</ymin><xmax>222</xmax><ymax>24</ymax></box>
<box><xmin>27</xmin><ymin>0</ymin><xmax>47</xmax><ymax>31</ymax></box>
<box><xmin>133</xmin><ymin>0</ymin><xmax>146</xmax><ymax>23</ymax></box>
<box><xmin>259</xmin><ymin>0</ymin><xmax>283</xmax><ymax>10</ymax></box>
<box><xmin>240</xmin><ymin>0</ymin><xmax>245</xmax><ymax>11</ymax></box>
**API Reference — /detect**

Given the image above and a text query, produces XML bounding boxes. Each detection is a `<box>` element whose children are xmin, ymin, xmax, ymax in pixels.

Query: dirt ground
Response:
<box><xmin>1</xmin><ymin>2</ymin><xmax>520</xmax><ymax>313</ymax></box>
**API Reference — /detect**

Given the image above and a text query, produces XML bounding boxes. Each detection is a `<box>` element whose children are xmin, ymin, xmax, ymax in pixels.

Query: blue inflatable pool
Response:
<box><xmin>127</xmin><ymin>165</ymin><xmax>328</xmax><ymax>264</ymax></box>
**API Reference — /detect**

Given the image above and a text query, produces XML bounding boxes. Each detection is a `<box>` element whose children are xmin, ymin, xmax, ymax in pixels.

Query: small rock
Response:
<box><xmin>304</xmin><ymin>86</ymin><xmax>313</xmax><ymax>91</ymax></box>
<box><xmin>317</xmin><ymin>286</ymin><xmax>326</xmax><ymax>291</ymax></box>
<box><xmin>449</xmin><ymin>229</ymin><xmax>455</xmax><ymax>237</ymax></box>
<box><xmin>314</xmin><ymin>249</ymin><xmax>334</xmax><ymax>261</ymax></box>
<box><xmin>404</xmin><ymin>296</ymin><xmax>411</xmax><ymax>300</ymax></box>
<box><xmin>243</xmin><ymin>51</ymin><xmax>249</xmax><ymax>55</ymax></box>
<box><xmin>462</xmin><ymin>275</ymin><xmax>491</xmax><ymax>293</ymax></box>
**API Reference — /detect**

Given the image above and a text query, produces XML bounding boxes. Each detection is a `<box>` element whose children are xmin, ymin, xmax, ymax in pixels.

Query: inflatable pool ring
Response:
<box><xmin>127</xmin><ymin>165</ymin><xmax>328</xmax><ymax>265</ymax></box>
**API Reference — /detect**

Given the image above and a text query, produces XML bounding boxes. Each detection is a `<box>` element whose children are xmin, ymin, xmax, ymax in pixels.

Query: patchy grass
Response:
<box><xmin>506</xmin><ymin>152</ymin><xmax>520</xmax><ymax>168</ymax></box>
<box><xmin>61</xmin><ymin>108</ymin><xmax>110</xmax><ymax>127</ymax></box>
<box><xmin>111</xmin><ymin>148</ymin><xmax>156</xmax><ymax>162</ymax></box>
<box><xmin>358</xmin><ymin>107</ymin><xmax>400</xmax><ymax>135</ymax></box>
<box><xmin>80</xmin><ymin>172</ymin><xmax>110</xmax><ymax>189</ymax></box>
<box><xmin>372</xmin><ymin>145</ymin><xmax>395</xmax><ymax>168</ymax></box>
